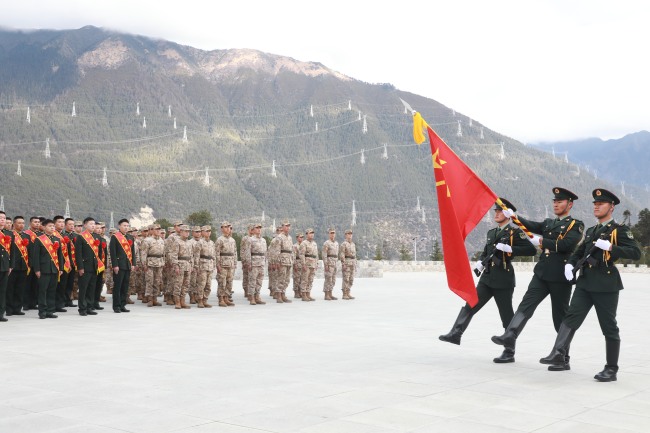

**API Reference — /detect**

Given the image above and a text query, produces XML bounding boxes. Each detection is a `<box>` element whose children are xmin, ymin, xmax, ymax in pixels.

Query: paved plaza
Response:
<box><xmin>1</xmin><ymin>271</ymin><xmax>649</xmax><ymax>433</ymax></box>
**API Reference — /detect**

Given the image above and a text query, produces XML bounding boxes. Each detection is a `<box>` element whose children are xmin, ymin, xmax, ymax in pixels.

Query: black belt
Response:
<box><xmin>220</xmin><ymin>253</ymin><xmax>234</xmax><ymax>256</ymax></box>
<box><xmin>327</xmin><ymin>255</ymin><xmax>337</xmax><ymax>258</ymax></box>
<box><xmin>251</xmin><ymin>252</ymin><xmax>265</xmax><ymax>256</ymax></box>
<box><xmin>148</xmin><ymin>254</ymin><xmax>163</xmax><ymax>258</ymax></box>
<box><xmin>281</xmin><ymin>249</ymin><xmax>292</xmax><ymax>253</ymax></box>
<box><xmin>345</xmin><ymin>256</ymin><xmax>356</xmax><ymax>259</ymax></box>
<box><xmin>304</xmin><ymin>254</ymin><xmax>316</xmax><ymax>258</ymax></box>
<box><xmin>178</xmin><ymin>256</ymin><xmax>190</xmax><ymax>261</ymax></box>
<box><xmin>200</xmin><ymin>255</ymin><xmax>214</xmax><ymax>259</ymax></box>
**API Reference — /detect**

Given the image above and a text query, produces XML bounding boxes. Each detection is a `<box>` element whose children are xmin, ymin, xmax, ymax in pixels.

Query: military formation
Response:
<box><xmin>0</xmin><ymin>215</ymin><xmax>358</xmax><ymax>321</ymax></box>
<box><xmin>439</xmin><ymin>187</ymin><xmax>641</xmax><ymax>382</ymax></box>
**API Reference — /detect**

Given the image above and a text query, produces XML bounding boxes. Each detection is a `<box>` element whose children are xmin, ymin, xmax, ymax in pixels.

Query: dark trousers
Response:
<box><xmin>0</xmin><ymin>271</ymin><xmax>7</xmax><ymax>318</ymax></box>
<box><xmin>37</xmin><ymin>272</ymin><xmax>58</xmax><ymax>315</ymax></box>
<box><xmin>464</xmin><ymin>282</ymin><xmax>515</xmax><ymax>329</ymax></box>
<box><xmin>77</xmin><ymin>270</ymin><xmax>96</xmax><ymax>313</ymax></box>
<box><xmin>515</xmin><ymin>275</ymin><xmax>572</xmax><ymax>331</ymax></box>
<box><xmin>65</xmin><ymin>270</ymin><xmax>76</xmax><ymax>305</ymax></box>
<box><xmin>6</xmin><ymin>269</ymin><xmax>27</xmax><ymax>314</ymax></box>
<box><xmin>56</xmin><ymin>271</ymin><xmax>70</xmax><ymax>309</ymax></box>
<box><xmin>24</xmin><ymin>272</ymin><xmax>39</xmax><ymax>309</ymax></box>
<box><xmin>563</xmin><ymin>287</ymin><xmax>620</xmax><ymax>340</ymax></box>
<box><xmin>113</xmin><ymin>269</ymin><xmax>131</xmax><ymax>309</ymax></box>
<box><xmin>94</xmin><ymin>271</ymin><xmax>104</xmax><ymax>307</ymax></box>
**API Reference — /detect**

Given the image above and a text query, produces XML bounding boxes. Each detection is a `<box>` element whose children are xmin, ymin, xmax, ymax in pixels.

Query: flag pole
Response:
<box><xmin>495</xmin><ymin>198</ymin><xmax>535</xmax><ymax>239</ymax></box>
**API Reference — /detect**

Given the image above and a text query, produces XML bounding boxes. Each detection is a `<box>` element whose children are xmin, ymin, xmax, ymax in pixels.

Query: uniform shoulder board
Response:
<box><xmin>519</xmin><ymin>231</ymin><xmax>527</xmax><ymax>239</ymax></box>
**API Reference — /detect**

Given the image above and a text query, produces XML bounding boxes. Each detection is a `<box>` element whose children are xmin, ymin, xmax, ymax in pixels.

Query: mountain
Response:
<box><xmin>533</xmin><ymin>131</ymin><xmax>650</xmax><ymax>195</ymax></box>
<box><xmin>0</xmin><ymin>26</ymin><xmax>645</xmax><ymax>258</ymax></box>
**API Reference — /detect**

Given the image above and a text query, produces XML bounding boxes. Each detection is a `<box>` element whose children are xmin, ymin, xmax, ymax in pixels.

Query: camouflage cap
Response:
<box><xmin>173</xmin><ymin>220</ymin><xmax>183</xmax><ymax>226</ymax></box>
<box><xmin>98</xmin><ymin>222</ymin><xmax>106</xmax><ymax>228</ymax></box>
<box><xmin>109</xmin><ymin>228</ymin><xmax>117</xmax><ymax>234</ymax></box>
<box><xmin>75</xmin><ymin>222</ymin><xmax>83</xmax><ymax>227</ymax></box>
<box><xmin>345</xmin><ymin>229</ymin><xmax>353</xmax><ymax>235</ymax></box>
<box><xmin>192</xmin><ymin>226</ymin><xmax>201</xmax><ymax>232</ymax></box>
<box><xmin>328</xmin><ymin>227</ymin><xmax>336</xmax><ymax>233</ymax></box>
<box><xmin>305</xmin><ymin>228</ymin><xmax>314</xmax><ymax>234</ymax></box>
<box><xmin>180</xmin><ymin>224</ymin><xmax>190</xmax><ymax>231</ymax></box>
<box><xmin>255</xmin><ymin>223</ymin><xmax>263</xmax><ymax>228</ymax></box>
<box><xmin>247</xmin><ymin>223</ymin><xmax>255</xmax><ymax>230</ymax></box>
<box><xmin>296</xmin><ymin>232</ymin><xmax>304</xmax><ymax>238</ymax></box>
<box><xmin>220</xmin><ymin>221</ymin><xmax>232</xmax><ymax>228</ymax></box>
<box><xmin>152</xmin><ymin>224</ymin><xmax>161</xmax><ymax>230</ymax></box>
<box><xmin>201</xmin><ymin>225</ymin><xmax>212</xmax><ymax>231</ymax></box>
<box><xmin>168</xmin><ymin>226</ymin><xmax>175</xmax><ymax>232</ymax></box>
<box><xmin>282</xmin><ymin>219</ymin><xmax>291</xmax><ymax>226</ymax></box>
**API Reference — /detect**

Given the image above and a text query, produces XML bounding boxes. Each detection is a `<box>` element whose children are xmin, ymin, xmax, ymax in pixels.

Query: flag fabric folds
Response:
<box><xmin>413</xmin><ymin>112</ymin><xmax>497</xmax><ymax>307</ymax></box>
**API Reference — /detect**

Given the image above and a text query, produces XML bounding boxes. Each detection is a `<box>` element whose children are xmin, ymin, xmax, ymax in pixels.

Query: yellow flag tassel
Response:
<box><xmin>413</xmin><ymin>112</ymin><xmax>429</xmax><ymax>145</ymax></box>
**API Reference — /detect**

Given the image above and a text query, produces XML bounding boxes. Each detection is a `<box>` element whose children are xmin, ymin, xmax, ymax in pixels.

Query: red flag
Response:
<box><xmin>418</xmin><ymin>115</ymin><xmax>497</xmax><ymax>306</ymax></box>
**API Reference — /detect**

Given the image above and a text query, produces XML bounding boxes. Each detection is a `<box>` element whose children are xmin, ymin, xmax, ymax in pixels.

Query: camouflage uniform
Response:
<box><xmin>195</xmin><ymin>226</ymin><xmax>215</xmax><ymax>308</ymax></box>
<box><xmin>188</xmin><ymin>227</ymin><xmax>202</xmax><ymax>303</ymax></box>
<box><xmin>163</xmin><ymin>225</ymin><xmax>179</xmax><ymax>304</ymax></box>
<box><xmin>268</xmin><ymin>221</ymin><xmax>293</xmax><ymax>303</ymax></box>
<box><xmin>215</xmin><ymin>221</ymin><xmax>237</xmax><ymax>306</ymax></box>
<box><xmin>339</xmin><ymin>230</ymin><xmax>357</xmax><ymax>300</ymax></box>
<box><xmin>243</xmin><ymin>225</ymin><xmax>267</xmax><ymax>305</ymax></box>
<box><xmin>266</xmin><ymin>228</ymin><xmax>281</xmax><ymax>295</ymax></box>
<box><xmin>169</xmin><ymin>225</ymin><xmax>193</xmax><ymax>308</ymax></box>
<box><xmin>240</xmin><ymin>225</ymin><xmax>254</xmax><ymax>296</ymax></box>
<box><xmin>322</xmin><ymin>230</ymin><xmax>339</xmax><ymax>299</ymax></box>
<box><xmin>299</xmin><ymin>229</ymin><xmax>318</xmax><ymax>301</ymax></box>
<box><xmin>292</xmin><ymin>233</ymin><xmax>303</xmax><ymax>297</ymax></box>
<box><xmin>104</xmin><ymin>228</ymin><xmax>116</xmax><ymax>295</ymax></box>
<box><xmin>141</xmin><ymin>225</ymin><xmax>165</xmax><ymax>306</ymax></box>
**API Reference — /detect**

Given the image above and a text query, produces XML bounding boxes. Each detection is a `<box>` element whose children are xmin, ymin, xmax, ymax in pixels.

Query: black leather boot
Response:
<box><xmin>594</xmin><ymin>339</ymin><xmax>620</xmax><ymax>382</ymax></box>
<box><xmin>491</xmin><ymin>311</ymin><xmax>528</xmax><ymax>347</ymax></box>
<box><xmin>439</xmin><ymin>308</ymin><xmax>473</xmax><ymax>345</ymax></box>
<box><xmin>493</xmin><ymin>345</ymin><xmax>515</xmax><ymax>363</ymax></box>
<box><xmin>548</xmin><ymin>345</ymin><xmax>571</xmax><ymax>371</ymax></box>
<box><xmin>540</xmin><ymin>323</ymin><xmax>576</xmax><ymax>365</ymax></box>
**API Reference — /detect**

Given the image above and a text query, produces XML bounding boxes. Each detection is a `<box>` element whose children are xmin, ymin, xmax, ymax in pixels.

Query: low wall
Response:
<box><xmin>230</xmin><ymin>261</ymin><xmax>648</xmax><ymax>279</ymax></box>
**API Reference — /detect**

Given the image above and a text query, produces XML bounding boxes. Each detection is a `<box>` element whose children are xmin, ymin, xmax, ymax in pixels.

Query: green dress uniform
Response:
<box><xmin>32</xmin><ymin>233</ymin><xmax>65</xmax><ymax>318</ymax></box>
<box><xmin>7</xmin><ymin>231</ymin><xmax>30</xmax><ymax>316</ymax></box>
<box><xmin>74</xmin><ymin>230</ymin><xmax>100</xmax><ymax>315</ymax></box>
<box><xmin>0</xmin><ymin>229</ymin><xmax>12</xmax><ymax>321</ymax></box>
<box><xmin>109</xmin><ymin>231</ymin><xmax>136</xmax><ymax>312</ymax></box>
<box><xmin>491</xmin><ymin>187</ymin><xmax>583</xmax><ymax>365</ymax></box>
<box><xmin>540</xmin><ymin>189</ymin><xmax>642</xmax><ymax>382</ymax></box>
<box><xmin>93</xmin><ymin>234</ymin><xmax>107</xmax><ymax>310</ymax></box>
<box><xmin>62</xmin><ymin>230</ymin><xmax>77</xmax><ymax>307</ymax></box>
<box><xmin>24</xmin><ymin>228</ymin><xmax>41</xmax><ymax>310</ymax></box>
<box><xmin>439</xmin><ymin>198</ymin><xmax>536</xmax><ymax>347</ymax></box>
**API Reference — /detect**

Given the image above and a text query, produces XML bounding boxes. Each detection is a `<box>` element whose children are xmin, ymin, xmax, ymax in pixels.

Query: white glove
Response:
<box><xmin>495</xmin><ymin>243</ymin><xmax>512</xmax><ymax>253</ymax></box>
<box><xmin>474</xmin><ymin>260</ymin><xmax>484</xmax><ymax>272</ymax></box>
<box><xmin>502</xmin><ymin>208</ymin><xmax>515</xmax><ymax>219</ymax></box>
<box><xmin>564</xmin><ymin>264</ymin><xmax>574</xmax><ymax>281</ymax></box>
<box><xmin>527</xmin><ymin>235</ymin><xmax>542</xmax><ymax>247</ymax></box>
<box><xmin>595</xmin><ymin>239</ymin><xmax>612</xmax><ymax>251</ymax></box>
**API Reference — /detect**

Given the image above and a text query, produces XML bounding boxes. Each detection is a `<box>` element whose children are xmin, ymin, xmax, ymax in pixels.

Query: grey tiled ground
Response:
<box><xmin>1</xmin><ymin>272</ymin><xmax>649</xmax><ymax>433</ymax></box>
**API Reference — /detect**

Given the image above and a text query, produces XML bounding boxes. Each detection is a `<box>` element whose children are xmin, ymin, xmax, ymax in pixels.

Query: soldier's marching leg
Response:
<box><xmin>242</xmin><ymin>265</ymin><xmax>249</xmax><ymax>297</ymax></box>
<box><xmin>180</xmin><ymin>270</ymin><xmax>191</xmax><ymax>309</ymax></box>
<box><xmin>145</xmin><ymin>267</ymin><xmax>154</xmax><ymax>307</ymax></box>
<box><xmin>225</xmin><ymin>267</ymin><xmax>235</xmax><ymax>306</ymax></box>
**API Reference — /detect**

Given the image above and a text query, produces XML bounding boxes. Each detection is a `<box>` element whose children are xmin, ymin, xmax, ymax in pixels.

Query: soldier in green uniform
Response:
<box><xmin>109</xmin><ymin>219</ymin><xmax>137</xmax><ymax>313</ymax></box>
<box><xmin>75</xmin><ymin>217</ymin><xmax>101</xmax><ymax>316</ymax></box>
<box><xmin>492</xmin><ymin>188</ymin><xmax>584</xmax><ymax>366</ymax></box>
<box><xmin>540</xmin><ymin>189</ymin><xmax>641</xmax><ymax>381</ymax></box>
<box><xmin>439</xmin><ymin>199</ymin><xmax>536</xmax><ymax>355</ymax></box>
<box><xmin>62</xmin><ymin>218</ymin><xmax>77</xmax><ymax>308</ymax></box>
<box><xmin>92</xmin><ymin>223</ymin><xmax>107</xmax><ymax>312</ymax></box>
<box><xmin>32</xmin><ymin>219</ymin><xmax>65</xmax><ymax>319</ymax></box>
<box><xmin>7</xmin><ymin>216</ymin><xmax>30</xmax><ymax>316</ymax></box>
<box><xmin>0</xmin><ymin>212</ymin><xmax>11</xmax><ymax>322</ymax></box>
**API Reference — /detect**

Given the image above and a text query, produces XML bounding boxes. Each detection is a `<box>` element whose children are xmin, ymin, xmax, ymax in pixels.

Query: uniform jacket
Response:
<box><xmin>299</xmin><ymin>240</ymin><xmax>319</xmax><ymax>269</ymax></box>
<box><xmin>197</xmin><ymin>238</ymin><xmax>216</xmax><ymax>271</ymax></box>
<box><xmin>215</xmin><ymin>235</ymin><xmax>237</xmax><ymax>268</ymax></box>
<box><xmin>339</xmin><ymin>241</ymin><xmax>357</xmax><ymax>267</ymax></box>
<box><xmin>141</xmin><ymin>237</ymin><xmax>165</xmax><ymax>267</ymax></box>
<box><xmin>247</xmin><ymin>236</ymin><xmax>267</xmax><ymax>267</ymax></box>
<box><xmin>0</xmin><ymin>229</ymin><xmax>12</xmax><ymax>272</ymax></box>
<box><xmin>269</xmin><ymin>233</ymin><xmax>293</xmax><ymax>266</ymax></box>
<box><xmin>109</xmin><ymin>232</ymin><xmax>136</xmax><ymax>270</ymax></box>
<box><xmin>189</xmin><ymin>237</ymin><xmax>202</xmax><ymax>268</ymax></box>
<box><xmin>170</xmin><ymin>237</ymin><xmax>194</xmax><ymax>272</ymax></box>
<box><xmin>95</xmin><ymin>233</ymin><xmax>107</xmax><ymax>273</ymax></box>
<box><xmin>11</xmin><ymin>231</ymin><xmax>30</xmax><ymax>272</ymax></box>
<box><xmin>32</xmin><ymin>233</ymin><xmax>65</xmax><ymax>274</ymax></box>
<box><xmin>322</xmin><ymin>240</ymin><xmax>339</xmax><ymax>266</ymax></box>
<box><xmin>518</xmin><ymin>215</ymin><xmax>584</xmax><ymax>282</ymax></box>
<box><xmin>569</xmin><ymin>221</ymin><xmax>641</xmax><ymax>292</ymax></box>
<box><xmin>478</xmin><ymin>224</ymin><xmax>537</xmax><ymax>289</ymax></box>
<box><xmin>74</xmin><ymin>230</ymin><xmax>100</xmax><ymax>273</ymax></box>
<box><xmin>240</xmin><ymin>235</ymin><xmax>251</xmax><ymax>266</ymax></box>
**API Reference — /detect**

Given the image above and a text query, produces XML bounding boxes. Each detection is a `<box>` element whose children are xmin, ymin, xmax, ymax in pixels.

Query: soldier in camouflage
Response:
<box><xmin>322</xmin><ymin>228</ymin><xmax>339</xmax><ymax>300</ymax></box>
<box><xmin>195</xmin><ymin>225</ymin><xmax>215</xmax><ymax>308</ymax></box>
<box><xmin>141</xmin><ymin>224</ymin><xmax>164</xmax><ymax>307</ymax></box>
<box><xmin>268</xmin><ymin>220</ymin><xmax>293</xmax><ymax>303</ymax></box>
<box><xmin>243</xmin><ymin>223</ymin><xmax>267</xmax><ymax>305</ymax></box>
<box><xmin>169</xmin><ymin>224</ymin><xmax>193</xmax><ymax>309</ymax></box>
<box><xmin>215</xmin><ymin>221</ymin><xmax>237</xmax><ymax>307</ymax></box>
<box><xmin>292</xmin><ymin>232</ymin><xmax>303</xmax><ymax>298</ymax></box>
<box><xmin>188</xmin><ymin>226</ymin><xmax>202</xmax><ymax>304</ymax></box>
<box><xmin>298</xmin><ymin>228</ymin><xmax>318</xmax><ymax>301</ymax></box>
<box><xmin>339</xmin><ymin>229</ymin><xmax>357</xmax><ymax>300</ymax></box>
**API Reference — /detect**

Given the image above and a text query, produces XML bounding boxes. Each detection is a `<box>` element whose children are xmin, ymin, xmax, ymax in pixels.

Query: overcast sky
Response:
<box><xmin>2</xmin><ymin>0</ymin><xmax>648</xmax><ymax>143</ymax></box>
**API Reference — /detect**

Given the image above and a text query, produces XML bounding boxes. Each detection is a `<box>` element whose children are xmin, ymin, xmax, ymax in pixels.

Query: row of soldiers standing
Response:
<box><xmin>90</xmin><ymin>220</ymin><xmax>358</xmax><ymax>310</ymax></box>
